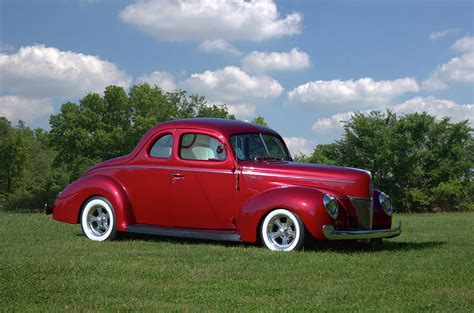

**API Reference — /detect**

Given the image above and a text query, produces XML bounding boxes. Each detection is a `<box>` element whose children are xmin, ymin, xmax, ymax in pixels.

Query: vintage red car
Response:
<box><xmin>47</xmin><ymin>118</ymin><xmax>401</xmax><ymax>251</ymax></box>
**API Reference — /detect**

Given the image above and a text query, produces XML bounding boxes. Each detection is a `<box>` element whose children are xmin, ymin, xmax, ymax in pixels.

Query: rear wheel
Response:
<box><xmin>81</xmin><ymin>197</ymin><xmax>117</xmax><ymax>241</ymax></box>
<box><xmin>261</xmin><ymin>209</ymin><xmax>305</xmax><ymax>251</ymax></box>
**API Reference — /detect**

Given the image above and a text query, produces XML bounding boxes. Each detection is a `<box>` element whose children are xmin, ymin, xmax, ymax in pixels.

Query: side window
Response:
<box><xmin>150</xmin><ymin>134</ymin><xmax>173</xmax><ymax>158</ymax></box>
<box><xmin>180</xmin><ymin>133</ymin><xmax>227</xmax><ymax>161</ymax></box>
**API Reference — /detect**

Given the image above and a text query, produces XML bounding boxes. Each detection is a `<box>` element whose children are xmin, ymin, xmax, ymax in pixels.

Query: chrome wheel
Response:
<box><xmin>261</xmin><ymin>209</ymin><xmax>304</xmax><ymax>251</ymax></box>
<box><xmin>266</xmin><ymin>214</ymin><xmax>296</xmax><ymax>249</ymax></box>
<box><xmin>87</xmin><ymin>205</ymin><xmax>110</xmax><ymax>236</ymax></box>
<box><xmin>81</xmin><ymin>197</ymin><xmax>116</xmax><ymax>241</ymax></box>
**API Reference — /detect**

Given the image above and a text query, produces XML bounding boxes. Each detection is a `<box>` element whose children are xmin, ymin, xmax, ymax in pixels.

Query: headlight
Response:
<box><xmin>323</xmin><ymin>194</ymin><xmax>339</xmax><ymax>220</ymax></box>
<box><xmin>379</xmin><ymin>192</ymin><xmax>393</xmax><ymax>216</ymax></box>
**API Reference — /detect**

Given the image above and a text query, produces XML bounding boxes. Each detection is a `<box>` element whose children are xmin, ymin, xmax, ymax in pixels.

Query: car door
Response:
<box><xmin>119</xmin><ymin>130</ymin><xmax>174</xmax><ymax>226</ymax></box>
<box><xmin>170</xmin><ymin>129</ymin><xmax>236</xmax><ymax>229</ymax></box>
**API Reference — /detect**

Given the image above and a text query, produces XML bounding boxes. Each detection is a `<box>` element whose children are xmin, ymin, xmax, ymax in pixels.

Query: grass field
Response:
<box><xmin>1</xmin><ymin>212</ymin><xmax>473</xmax><ymax>312</ymax></box>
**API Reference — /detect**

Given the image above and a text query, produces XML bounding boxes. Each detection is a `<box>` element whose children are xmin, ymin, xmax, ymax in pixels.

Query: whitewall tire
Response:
<box><xmin>261</xmin><ymin>209</ymin><xmax>305</xmax><ymax>251</ymax></box>
<box><xmin>81</xmin><ymin>197</ymin><xmax>117</xmax><ymax>241</ymax></box>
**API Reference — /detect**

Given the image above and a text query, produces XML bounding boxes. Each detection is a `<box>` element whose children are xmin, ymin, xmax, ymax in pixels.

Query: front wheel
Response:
<box><xmin>261</xmin><ymin>209</ymin><xmax>305</xmax><ymax>251</ymax></box>
<box><xmin>81</xmin><ymin>197</ymin><xmax>117</xmax><ymax>241</ymax></box>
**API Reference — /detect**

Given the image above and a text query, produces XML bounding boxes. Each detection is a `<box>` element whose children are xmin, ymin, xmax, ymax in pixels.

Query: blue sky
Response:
<box><xmin>1</xmin><ymin>0</ymin><xmax>473</xmax><ymax>155</ymax></box>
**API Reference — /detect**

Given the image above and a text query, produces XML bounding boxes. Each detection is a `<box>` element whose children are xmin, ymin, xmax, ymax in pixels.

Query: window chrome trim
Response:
<box><xmin>259</xmin><ymin>133</ymin><xmax>271</xmax><ymax>156</ymax></box>
<box><xmin>90</xmin><ymin>165</ymin><xmax>234</xmax><ymax>175</ymax></box>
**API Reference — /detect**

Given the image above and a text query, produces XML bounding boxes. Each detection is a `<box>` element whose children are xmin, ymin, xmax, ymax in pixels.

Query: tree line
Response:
<box><xmin>0</xmin><ymin>84</ymin><xmax>472</xmax><ymax>212</ymax></box>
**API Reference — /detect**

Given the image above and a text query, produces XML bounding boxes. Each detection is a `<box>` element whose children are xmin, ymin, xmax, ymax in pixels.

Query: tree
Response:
<box><xmin>49</xmin><ymin>83</ymin><xmax>235</xmax><ymax>180</ymax></box>
<box><xmin>308</xmin><ymin>111</ymin><xmax>473</xmax><ymax>212</ymax></box>
<box><xmin>251</xmin><ymin>116</ymin><xmax>269</xmax><ymax>127</ymax></box>
<box><xmin>0</xmin><ymin>118</ymin><xmax>61</xmax><ymax>211</ymax></box>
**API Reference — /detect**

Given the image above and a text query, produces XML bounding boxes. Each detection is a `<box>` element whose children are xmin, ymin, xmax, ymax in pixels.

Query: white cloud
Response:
<box><xmin>0</xmin><ymin>96</ymin><xmax>54</xmax><ymax>126</ymax></box>
<box><xmin>283</xmin><ymin>136</ymin><xmax>314</xmax><ymax>156</ymax></box>
<box><xmin>227</xmin><ymin>104</ymin><xmax>256</xmax><ymax>119</ymax></box>
<box><xmin>311</xmin><ymin>96</ymin><xmax>473</xmax><ymax>144</ymax></box>
<box><xmin>288</xmin><ymin>77</ymin><xmax>419</xmax><ymax>112</ymax></box>
<box><xmin>137</xmin><ymin>71</ymin><xmax>176</xmax><ymax>91</ymax></box>
<box><xmin>392</xmin><ymin>96</ymin><xmax>473</xmax><ymax>125</ymax></box>
<box><xmin>312</xmin><ymin>111</ymin><xmax>356</xmax><ymax>143</ymax></box>
<box><xmin>119</xmin><ymin>0</ymin><xmax>302</xmax><ymax>42</ymax></box>
<box><xmin>451</xmin><ymin>35</ymin><xmax>474</xmax><ymax>52</ymax></box>
<box><xmin>429</xmin><ymin>28</ymin><xmax>460</xmax><ymax>40</ymax></box>
<box><xmin>242</xmin><ymin>48</ymin><xmax>310</xmax><ymax>73</ymax></box>
<box><xmin>180</xmin><ymin>66</ymin><xmax>283</xmax><ymax>106</ymax></box>
<box><xmin>0</xmin><ymin>44</ymin><xmax>131</xmax><ymax>99</ymax></box>
<box><xmin>423</xmin><ymin>35</ymin><xmax>474</xmax><ymax>90</ymax></box>
<box><xmin>197</xmin><ymin>39</ymin><xmax>242</xmax><ymax>56</ymax></box>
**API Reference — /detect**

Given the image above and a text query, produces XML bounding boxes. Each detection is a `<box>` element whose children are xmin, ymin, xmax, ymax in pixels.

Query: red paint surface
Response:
<box><xmin>52</xmin><ymin>118</ymin><xmax>393</xmax><ymax>242</ymax></box>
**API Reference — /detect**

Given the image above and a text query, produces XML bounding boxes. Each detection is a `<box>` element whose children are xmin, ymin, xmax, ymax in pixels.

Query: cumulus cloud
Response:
<box><xmin>423</xmin><ymin>35</ymin><xmax>474</xmax><ymax>90</ymax></box>
<box><xmin>0</xmin><ymin>44</ymin><xmax>131</xmax><ymax>99</ymax></box>
<box><xmin>197</xmin><ymin>39</ymin><xmax>242</xmax><ymax>56</ymax></box>
<box><xmin>180</xmin><ymin>66</ymin><xmax>283</xmax><ymax>110</ymax></box>
<box><xmin>451</xmin><ymin>35</ymin><xmax>474</xmax><ymax>52</ymax></box>
<box><xmin>311</xmin><ymin>96</ymin><xmax>473</xmax><ymax>144</ymax></box>
<box><xmin>137</xmin><ymin>71</ymin><xmax>176</xmax><ymax>91</ymax></box>
<box><xmin>429</xmin><ymin>28</ymin><xmax>460</xmax><ymax>40</ymax></box>
<box><xmin>392</xmin><ymin>96</ymin><xmax>473</xmax><ymax>125</ymax></box>
<box><xmin>312</xmin><ymin>111</ymin><xmax>356</xmax><ymax>144</ymax></box>
<box><xmin>287</xmin><ymin>77</ymin><xmax>420</xmax><ymax>112</ymax></box>
<box><xmin>119</xmin><ymin>0</ymin><xmax>302</xmax><ymax>42</ymax></box>
<box><xmin>0</xmin><ymin>96</ymin><xmax>54</xmax><ymax>126</ymax></box>
<box><xmin>227</xmin><ymin>104</ymin><xmax>256</xmax><ymax>120</ymax></box>
<box><xmin>283</xmin><ymin>136</ymin><xmax>314</xmax><ymax>156</ymax></box>
<box><xmin>242</xmin><ymin>48</ymin><xmax>310</xmax><ymax>73</ymax></box>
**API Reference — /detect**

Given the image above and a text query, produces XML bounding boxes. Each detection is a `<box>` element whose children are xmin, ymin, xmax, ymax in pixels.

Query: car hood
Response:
<box><xmin>240</xmin><ymin>161</ymin><xmax>372</xmax><ymax>198</ymax></box>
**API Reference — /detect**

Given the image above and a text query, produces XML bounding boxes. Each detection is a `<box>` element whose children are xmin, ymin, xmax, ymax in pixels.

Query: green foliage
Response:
<box><xmin>1</xmin><ymin>84</ymin><xmax>234</xmax><ymax>211</ymax></box>
<box><xmin>49</xmin><ymin>83</ymin><xmax>235</xmax><ymax>180</ymax></box>
<box><xmin>308</xmin><ymin>111</ymin><xmax>473</xmax><ymax>212</ymax></box>
<box><xmin>0</xmin><ymin>118</ymin><xmax>64</xmax><ymax>211</ymax></box>
<box><xmin>251</xmin><ymin>116</ymin><xmax>269</xmax><ymax>127</ymax></box>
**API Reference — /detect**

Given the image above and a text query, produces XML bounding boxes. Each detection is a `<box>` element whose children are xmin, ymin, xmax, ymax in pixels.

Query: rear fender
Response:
<box><xmin>237</xmin><ymin>187</ymin><xmax>335</xmax><ymax>242</ymax></box>
<box><xmin>52</xmin><ymin>174</ymin><xmax>134</xmax><ymax>231</ymax></box>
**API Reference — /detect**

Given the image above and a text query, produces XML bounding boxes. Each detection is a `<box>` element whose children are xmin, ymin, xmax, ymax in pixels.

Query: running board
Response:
<box><xmin>125</xmin><ymin>224</ymin><xmax>241</xmax><ymax>242</ymax></box>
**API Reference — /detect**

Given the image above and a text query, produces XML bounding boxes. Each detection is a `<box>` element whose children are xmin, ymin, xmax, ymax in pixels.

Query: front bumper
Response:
<box><xmin>322</xmin><ymin>221</ymin><xmax>401</xmax><ymax>240</ymax></box>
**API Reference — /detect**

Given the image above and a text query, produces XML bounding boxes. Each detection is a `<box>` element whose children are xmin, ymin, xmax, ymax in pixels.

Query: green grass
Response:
<box><xmin>1</xmin><ymin>213</ymin><xmax>473</xmax><ymax>312</ymax></box>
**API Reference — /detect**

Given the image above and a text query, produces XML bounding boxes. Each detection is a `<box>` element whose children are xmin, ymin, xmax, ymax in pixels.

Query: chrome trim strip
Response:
<box><xmin>242</xmin><ymin>171</ymin><xmax>357</xmax><ymax>184</ymax></box>
<box><xmin>322</xmin><ymin>221</ymin><xmax>401</xmax><ymax>240</ymax></box>
<box><xmin>91</xmin><ymin>165</ymin><xmax>234</xmax><ymax>175</ymax></box>
<box><xmin>349</xmin><ymin>196</ymin><xmax>373</xmax><ymax>201</ymax></box>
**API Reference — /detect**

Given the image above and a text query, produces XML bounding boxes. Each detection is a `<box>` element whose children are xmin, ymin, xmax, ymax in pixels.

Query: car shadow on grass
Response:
<box><xmin>303</xmin><ymin>239</ymin><xmax>445</xmax><ymax>253</ymax></box>
<box><xmin>99</xmin><ymin>232</ymin><xmax>445</xmax><ymax>253</ymax></box>
<box><xmin>111</xmin><ymin>232</ymin><xmax>254</xmax><ymax>249</ymax></box>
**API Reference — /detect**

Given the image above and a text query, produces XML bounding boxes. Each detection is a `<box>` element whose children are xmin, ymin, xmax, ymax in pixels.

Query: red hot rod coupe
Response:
<box><xmin>47</xmin><ymin>118</ymin><xmax>401</xmax><ymax>251</ymax></box>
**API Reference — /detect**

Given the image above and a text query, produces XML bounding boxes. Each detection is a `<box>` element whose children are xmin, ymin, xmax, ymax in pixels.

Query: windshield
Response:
<box><xmin>230</xmin><ymin>133</ymin><xmax>291</xmax><ymax>161</ymax></box>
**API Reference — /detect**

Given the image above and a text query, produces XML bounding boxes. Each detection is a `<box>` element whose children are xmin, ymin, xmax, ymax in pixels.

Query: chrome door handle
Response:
<box><xmin>171</xmin><ymin>173</ymin><xmax>184</xmax><ymax>178</ymax></box>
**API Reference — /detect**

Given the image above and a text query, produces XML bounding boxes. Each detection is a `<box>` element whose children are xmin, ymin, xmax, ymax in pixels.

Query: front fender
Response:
<box><xmin>238</xmin><ymin>186</ymin><xmax>334</xmax><ymax>242</ymax></box>
<box><xmin>52</xmin><ymin>174</ymin><xmax>135</xmax><ymax>231</ymax></box>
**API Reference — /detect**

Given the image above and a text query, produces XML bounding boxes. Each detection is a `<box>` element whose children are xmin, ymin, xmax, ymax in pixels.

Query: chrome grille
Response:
<box><xmin>349</xmin><ymin>197</ymin><xmax>373</xmax><ymax>230</ymax></box>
